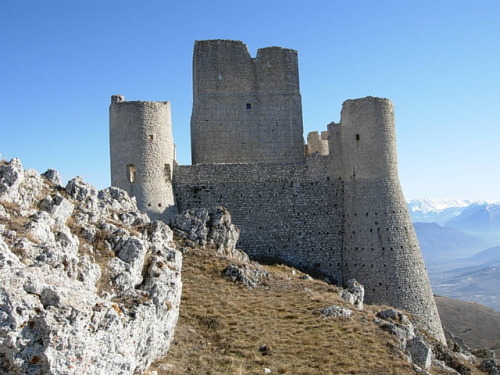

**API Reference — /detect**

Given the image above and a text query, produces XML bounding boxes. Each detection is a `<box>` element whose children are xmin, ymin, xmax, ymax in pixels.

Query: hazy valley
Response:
<box><xmin>409</xmin><ymin>199</ymin><xmax>500</xmax><ymax>311</ymax></box>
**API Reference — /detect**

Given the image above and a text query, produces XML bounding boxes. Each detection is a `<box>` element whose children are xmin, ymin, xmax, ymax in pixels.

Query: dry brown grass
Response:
<box><xmin>149</xmin><ymin>243</ymin><xmax>419</xmax><ymax>375</ymax></box>
<box><xmin>148</xmin><ymin>241</ymin><xmax>490</xmax><ymax>375</ymax></box>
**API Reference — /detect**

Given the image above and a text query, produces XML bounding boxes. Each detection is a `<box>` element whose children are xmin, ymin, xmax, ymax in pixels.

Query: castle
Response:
<box><xmin>109</xmin><ymin>39</ymin><xmax>446</xmax><ymax>343</ymax></box>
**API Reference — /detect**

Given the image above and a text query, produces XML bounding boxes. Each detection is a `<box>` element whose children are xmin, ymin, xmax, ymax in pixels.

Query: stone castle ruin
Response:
<box><xmin>109</xmin><ymin>39</ymin><xmax>446</xmax><ymax>343</ymax></box>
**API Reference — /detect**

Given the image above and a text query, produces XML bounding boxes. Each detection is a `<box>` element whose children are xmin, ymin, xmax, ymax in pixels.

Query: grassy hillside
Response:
<box><xmin>436</xmin><ymin>295</ymin><xmax>500</xmax><ymax>357</ymax></box>
<box><xmin>148</xmin><ymin>241</ymin><xmax>485</xmax><ymax>375</ymax></box>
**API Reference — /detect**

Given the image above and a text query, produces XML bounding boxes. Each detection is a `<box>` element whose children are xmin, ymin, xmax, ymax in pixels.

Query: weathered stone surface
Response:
<box><xmin>0</xmin><ymin>159</ymin><xmax>182</xmax><ymax>375</ymax></box>
<box><xmin>339</xmin><ymin>279</ymin><xmax>364</xmax><ymax>309</ymax></box>
<box><xmin>170</xmin><ymin>206</ymin><xmax>246</xmax><ymax>261</ymax></box>
<box><xmin>375</xmin><ymin>308</ymin><xmax>439</xmax><ymax>370</ymax></box>
<box><xmin>407</xmin><ymin>336</ymin><xmax>433</xmax><ymax>369</ymax></box>
<box><xmin>222</xmin><ymin>263</ymin><xmax>268</xmax><ymax>289</ymax></box>
<box><xmin>41</xmin><ymin>168</ymin><xmax>62</xmax><ymax>186</ymax></box>
<box><xmin>320</xmin><ymin>305</ymin><xmax>353</xmax><ymax>319</ymax></box>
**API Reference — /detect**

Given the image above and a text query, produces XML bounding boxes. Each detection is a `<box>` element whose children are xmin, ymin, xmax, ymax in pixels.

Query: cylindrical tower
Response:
<box><xmin>109</xmin><ymin>95</ymin><xmax>177</xmax><ymax>220</ymax></box>
<box><xmin>332</xmin><ymin>96</ymin><xmax>446</xmax><ymax>343</ymax></box>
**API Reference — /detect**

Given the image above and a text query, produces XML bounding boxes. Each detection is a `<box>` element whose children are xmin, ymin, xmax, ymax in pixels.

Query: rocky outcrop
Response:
<box><xmin>375</xmin><ymin>309</ymin><xmax>435</xmax><ymax>370</ymax></box>
<box><xmin>339</xmin><ymin>279</ymin><xmax>364</xmax><ymax>310</ymax></box>
<box><xmin>375</xmin><ymin>308</ymin><xmax>482</xmax><ymax>374</ymax></box>
<box><xmin>222</xmin><ymin>263</ymin><xmax>269</xmax><ymax>289</ymax></box>
<box><xmin>0</xmin><ymin>158</ymin><xmax>182</xmax><ymax>375</ymax></box>
<box><xmin>320</xmin><ymin>305</ymin><xmax>353</xmax><ymax>319</ymax></box>
<box><xmin>170</xmin><ymin>206</ymin><xmax>247</xmax><ymax>261</ymax></box>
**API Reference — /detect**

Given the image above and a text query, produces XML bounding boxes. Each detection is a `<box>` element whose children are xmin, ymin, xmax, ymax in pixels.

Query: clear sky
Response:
<box><xmin>1</xmin><ymin>0</ymin><xmax>499</xmax><ymax>201</ymax></box>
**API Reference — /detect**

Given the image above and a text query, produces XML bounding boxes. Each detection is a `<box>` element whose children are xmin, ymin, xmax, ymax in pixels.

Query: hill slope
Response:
<box><xmin>149</xmin><ymin>243</ymin><xmax>486</xmax><ymax>375</ymax></box>
<box><xmin>435</xmin><ymin>295</ymin><xmax>500</xmax><ymax>357</ymax></box>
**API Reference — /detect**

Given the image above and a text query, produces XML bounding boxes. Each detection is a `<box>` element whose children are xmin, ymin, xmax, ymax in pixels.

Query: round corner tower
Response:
<box><xmin>109</xmin><ymin>95</ymin><xmax>177</xmax><ymax>220</ymax></box>
<box><xmin>329</xmin><ymin>96</ymin><xmax>446</xmax><ymax>343</ymax></box>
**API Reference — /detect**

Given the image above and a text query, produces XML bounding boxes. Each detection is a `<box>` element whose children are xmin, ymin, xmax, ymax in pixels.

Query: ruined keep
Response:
<box><xmin>109</xmin><ymin>39</ymin><xmax>446</xmax><ymax>343</ymax></box>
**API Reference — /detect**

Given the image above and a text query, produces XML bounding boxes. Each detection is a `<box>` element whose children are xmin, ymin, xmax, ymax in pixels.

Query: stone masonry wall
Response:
<box><xmin>342</xmin><ymin>178</ymin><xmax>445</xmax><ymax>342</ymax></box>
<box><xmin>173</xmin><ymin>154</ymin><xmax>344</xmax><ymax>280</ymax></box>
<box><xmin>191</xmin><ymin>40</ymin><xmax>304</xmax><ymax>164</ymax></box>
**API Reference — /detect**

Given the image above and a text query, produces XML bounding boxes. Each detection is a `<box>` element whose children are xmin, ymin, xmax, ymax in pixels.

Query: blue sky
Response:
<box><xmin>1</xmin><ymin>0</ymin><xmax>499</xmax><ymax>200</ymax></box>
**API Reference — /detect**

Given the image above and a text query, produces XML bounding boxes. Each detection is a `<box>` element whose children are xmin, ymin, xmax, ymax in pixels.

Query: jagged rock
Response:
<box><xmin>170</xmin><ymin>206</ymin><xmax>247</xmax><ymax>261</ymax></box>
<box><xmin>0</xmin><ymin>158</ymin><xmax>23</xmax><ymax>199</ymax></box>
<box><xmin>40</xmin><ymin>193</ymin><xmax>74</xmax><ymax>223</ymax></box>
<box><xmin>407</xmin><ymin>336</ymin><xmax>433</xmax><ymax>369</ymax></box>
<box><xmin>222</xmin><ymin>263</ymin><xmax>268</xmax><ymax>288</ymax></box>
<box><xmin>375</xmin><ymin>309</ymin><xmax>415</xmax><ymax>343</ymax></box>
<box><xmin>339</xmin><ymin>278</ymin><xmax>364</xmax><ymax>309</ymax></box>
<box><xmin>375</xmin><ymin>308</ymin><xmax>439</xmax><ymax>369</ymax></box>
<box><xmin>320</xmin><ymin>305</ymin><xmax>353</xmax><ymax>319</ymax></box>
<box><xmin>65</xmin><ymin>176</ymin><xmax>99</xmax><ymax>211</ymax></box>
<box><xmin>42</xmin><ymin>169</ymin><xmax>62</xmax><ymax>185</ymax></box>
<box><xmin>0</xmin><ymin>158</ymin><xmax>182</xmax><ymax>375</ymax></box>
<box><xmin>0</xmin><ymin>158</ymin><xmax>47</xmax><ymax>213</ymax></box>
<box><xmin>433</xmin><ymin>343</ymin><xmax>473</xmax><ymax>375</ymax></box>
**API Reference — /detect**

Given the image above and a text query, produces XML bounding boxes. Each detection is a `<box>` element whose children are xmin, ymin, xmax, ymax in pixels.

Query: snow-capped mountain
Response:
<box><xmin>407</xmin><ymin>198</ymin><xmax>473</xmax><ymax>223</ymax></box>
<box><xmin>447</xmin><ymin>203</ymin><xmax>500</xmax><ymax>231</ymax></box>
<box><xmin>410</xmin><ymin>199</ymin><xmax>500</xmax><ymax>311</ymax></box>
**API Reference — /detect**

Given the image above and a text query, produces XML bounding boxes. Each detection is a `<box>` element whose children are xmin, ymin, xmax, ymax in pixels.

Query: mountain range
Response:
<box><xmin>408</xmin><ymin>199</ymin><xmax>500</xmax><ymax>311</ymax></box>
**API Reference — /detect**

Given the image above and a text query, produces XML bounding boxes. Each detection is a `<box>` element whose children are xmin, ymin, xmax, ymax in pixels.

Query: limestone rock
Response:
<box><xmin>170</xmin><ymin>206</ymin><xmax>247</xmax><ymax>261</ymax></box>
<box><xmin>339</xmin><ymin>278</ymin><xmax>364</xmax><ymax>309</ymax></box>
<box><xmin>0</xmin><ymin>158</ymin><xmax>47</xmax><ymax>214</ymax></box>
<box><xmin>407</xmin><ymin>336</ymin><xmax>433</xmax><ymax>369</ymax></box>
<box><xmin>222</xmin><ymin>263</ymin><xmax>268</xmax><ymax>289</ymax></box>
<box><xmin>320</xmin><ymin>305</ymin><xmax>353</xmax><ymax>319</ymax></box>
<box><xmin>375</xmin><ymin>309</ymin><xmax>415</xmax><ymax>343</ymax></box>
<box><xmin>42</xmin><ymin>168</ymin><xmax>62</xmax><ymax>186</ymax></box>
<box><xmin>0</xmin><ymin>158</ymin><xmax>182</xmax><ymax>375</ymax></box>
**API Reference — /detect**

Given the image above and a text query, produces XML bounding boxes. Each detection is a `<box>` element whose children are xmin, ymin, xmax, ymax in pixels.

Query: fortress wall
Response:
<box><xmin>191</xmin><ymin>40</ymin><xmax>304</xmax><ymax>164</ymax></box>
<box><xmin>173</xmin><ymin>155</ymin><xmax>344</xmax><ymax>280</ymax></box>
<box><xmin>109</xmin><ymin>95</ymin><xmax>177</xmax><ymax>220</ymax></box>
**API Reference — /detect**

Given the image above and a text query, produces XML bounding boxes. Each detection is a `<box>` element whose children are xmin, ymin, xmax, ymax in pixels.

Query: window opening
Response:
<box><xmin>164</xmin><ymin>164</ymin><xmax>171</xmax><ymax>182</ymax></box>
<box><xmin>356</xmin><ymin>134</ymin><xmax>360</xmax><ymax>141</ymax></box>
<box><xmin>246</xmin><ymin>103</ymin><xmax>252</xmax><ymax>109</ymax></box>
<box><xmin>127</xmin><ymin>164</ymin><xmax>136</xmax><ymax>183</ymax></box>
